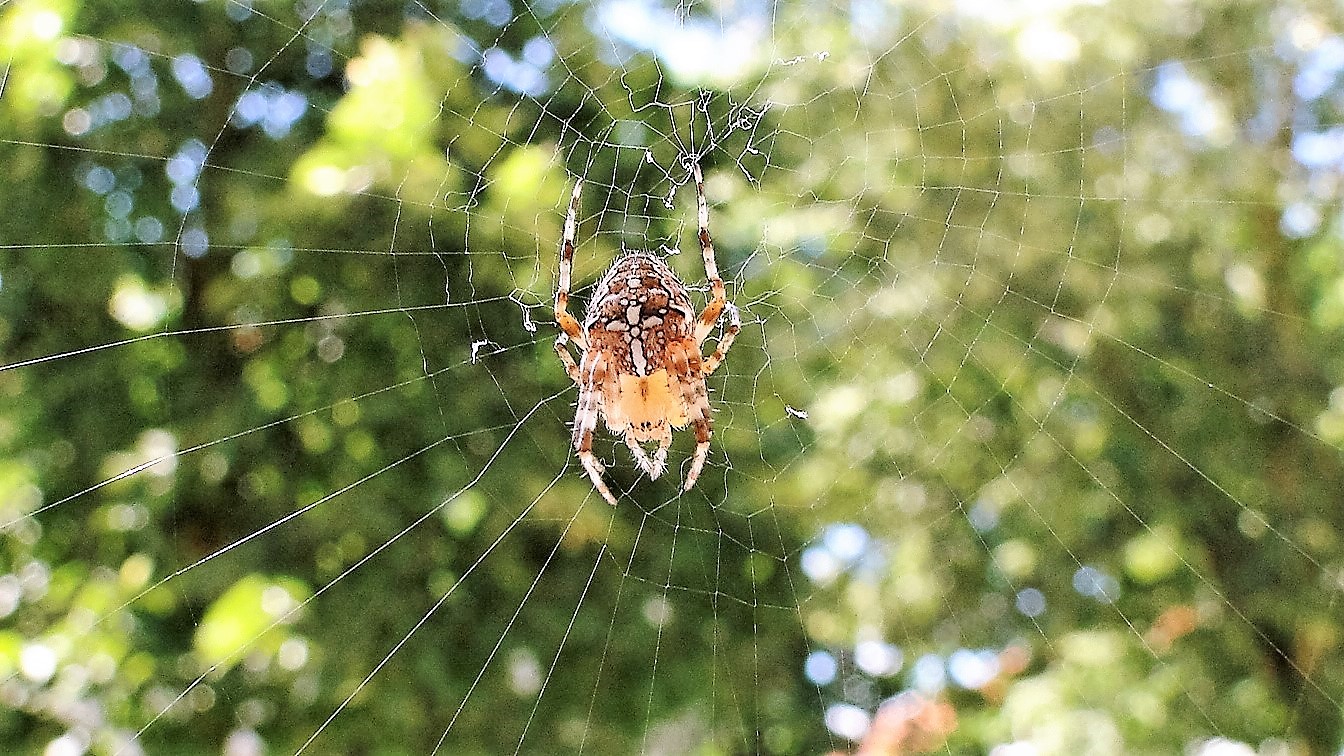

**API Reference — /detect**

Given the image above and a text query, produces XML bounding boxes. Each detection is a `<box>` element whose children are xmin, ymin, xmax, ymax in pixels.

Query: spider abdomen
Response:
<box><xmin>583</xmin><ymin>252</ymin><xmax>696</xmax><ymax>377</ymax></box>
<box><xmin>605</xmin><ymin>370</ymin><xmax>691</xmax><ymax>439</ymax></box>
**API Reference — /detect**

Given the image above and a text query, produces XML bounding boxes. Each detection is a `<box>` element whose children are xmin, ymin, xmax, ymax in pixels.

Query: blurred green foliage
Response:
<box><xmin>2</xmin><ymin>0</ymin><xmax>1344</xmax><ymax>754</ymax></box>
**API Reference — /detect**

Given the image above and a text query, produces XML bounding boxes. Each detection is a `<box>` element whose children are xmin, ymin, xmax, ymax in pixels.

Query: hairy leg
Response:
<box><xmin>572</xmin><ymin>355</ymin><xmax>617</xmax><ymax>505</ymax></box>
<box><xmin>555</xmin><ymin>179</ymin><xmax>586</xmax><ymax>348</ymax></box>
<box><xmin>554</xmin><ymin>333</ymin><xmax>581</xmax><ymax>383</ymax></box>
<box><xmin>692</xmin><ymin>163</ymin><xmax>727</xmax><ymax>344</ymax></box>
<box><xmin>701</xmin><ymin>302</ymin><xmax>741</xmax><ymax>376</ymax></box>
<box><xmin>624</xmin><ymin>429</ymin><xmax>668</xmax><ymax>480</ymax></box>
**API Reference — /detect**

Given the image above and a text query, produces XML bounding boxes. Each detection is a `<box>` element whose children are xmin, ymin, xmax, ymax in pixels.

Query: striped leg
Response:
<box><xmin>669</xmin><ymin>341</ymin><xmax>714</xmax><ymax>492</ymax></box>
<box><xmin>683</xmin><ymin>415</ymin><xmax>713</xmax><ymax>493</ymax></box>
<box><xmin>555</xmin><ymin>179</ymin><xmax>586</xmax><ymax>348</ymax></box>
<box><xmin>554</xmin><ymin>333</ymin><xmax>581</xmax><ymax>383</ymax></box>
<box><xmin>573</xmin><ymin>355</ymin><xmax>617</xmax><ymax>506</ymax></box>
<box><xmin>624</xmin><ymin>425</ymin><xmax>669</xmax><ymax>480</ymax></box>
<box><xmin>692</xmin><ymin>163</ymin><xmax>726</xmax><ymax>344</ymax></box>
<box><xmin>701</xmin><ymin>302</ymin><xmax>740</xmax><ymax>376</ymax></box>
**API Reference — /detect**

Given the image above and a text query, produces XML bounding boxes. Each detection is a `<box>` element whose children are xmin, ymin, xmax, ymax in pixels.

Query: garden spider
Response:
<box><xmin>553</xmin><ymin>164</ymin><xmax>741</xmax><ymax>505</ymax></box>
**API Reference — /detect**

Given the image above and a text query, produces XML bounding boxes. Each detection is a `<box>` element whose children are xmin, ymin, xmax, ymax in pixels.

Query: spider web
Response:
<box><xmin>3</xmin><ymin>0</ymin><xmax>1344</xmax><ymax>753</ymax></box>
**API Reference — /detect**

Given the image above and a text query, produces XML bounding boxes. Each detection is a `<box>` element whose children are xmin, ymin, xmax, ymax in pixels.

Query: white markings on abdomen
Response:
<box><xmin>630</xmin><ymin>337</ymin><xmax>647</xmax><ymax>375</ymax></box>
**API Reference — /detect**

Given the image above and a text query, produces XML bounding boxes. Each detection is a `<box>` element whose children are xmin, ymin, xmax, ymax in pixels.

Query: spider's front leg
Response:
<box><xmin>554</xmin><ymin>333</ymin><xmax>582</xmax><ymax>384</ymax></box>
<box><xmin>554</xmin><ymin>179</ymin><xmax>587</xmax><ymax>350</ymax></box>
<box><xmin>692</xmin><ymin>163</ymin><xmax>728</xmax><ymax>344</ymax></box>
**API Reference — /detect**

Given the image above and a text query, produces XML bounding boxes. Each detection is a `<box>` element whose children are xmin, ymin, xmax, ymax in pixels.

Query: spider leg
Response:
<box><xmin>554</xmin><ymin>333</ymin><xmax>581</xmax><ymax>384</ymax></box>
<box><xmin>651</xmin><ymin>427</ymin><xmax>670</xmax><ymax>480</ymax></box>
<box><xmin>670</xmin><ymin>342</ymin><xmax>714</xmax><ymax>492</ymax></box>
<box><xmin>701</xmin><ymin>301</ymin><xmax>740</xmax><ymax>376</ymax></box>
<box><xmin>691</xmin><ymin>163</ymin><xmax>727</xmax><ymax>344</ymax></box>
<box><xmin>573</xmin><ymin>354</ymin><xmax>618</xmax><ymax>506</ymax></box>
<box><xmin>555</xmin><ymin>179</ymin><xmax>587</xmax><ymax>349</ymax></box>
<box><xmin>684</xmin><ymin>416</ymin><xmax>712</xmax><ymax>493</ymax></box>
<box><xmin>623</xmin><ymin>428</ymin><xmax>667</xmax><ymax>480</ymax></box>
<box><xmin>579</xmin><ymin>446</ymin><xmax>617</xmax><ymax>506</ymax></box>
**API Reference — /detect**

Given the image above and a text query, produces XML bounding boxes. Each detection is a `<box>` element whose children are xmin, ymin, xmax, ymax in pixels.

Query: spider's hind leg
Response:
<box><xmin>578</xmin><ymin>449</ymin><xmax>617</xmax><ymax>506</ymax></box>
<box><xmin>666</xmin><ymin>341</ymin><xmax>714</xmax><ymax>494</ymax></box>
<box><xmin>624</xmin><ymin>433</ymin><xmax>664</xmax><ymax>480</ymax></box>
<box><xmin>684</xmin><ymin>419</ymin><xmax>711</xmax><ymax>493</ymax></box>
<box><xmin>651</xmin><ymin>438</ymin><xmax>669</xmax><ymax>480</ymax></box>
<box><xmin>624</xmin><ymin>425</ymin><xmax>670</xmax><ymax>480</ymax></box>
<box><xmin>572</xmin><ymin>354</ymin><xmax>619</xmax><ymax>506</ymax></box>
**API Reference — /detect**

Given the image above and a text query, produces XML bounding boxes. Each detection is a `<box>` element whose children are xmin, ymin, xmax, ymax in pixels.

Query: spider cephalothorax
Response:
<box><xmin>553</xmin><ymin>164</ymin><xmax>740</xmax><ymax>505</ymax></box>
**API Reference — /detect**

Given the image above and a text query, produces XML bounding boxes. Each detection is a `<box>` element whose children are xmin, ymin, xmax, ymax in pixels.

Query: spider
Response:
<box><xmin>553</xmin><ymin>164</ymin><xmax>740</xmax><ymax>505</ymax></box>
